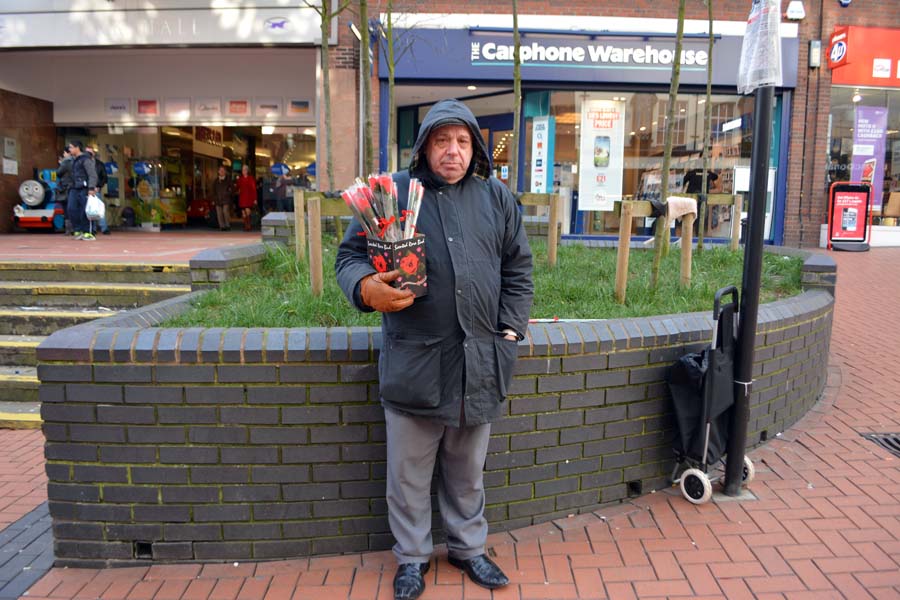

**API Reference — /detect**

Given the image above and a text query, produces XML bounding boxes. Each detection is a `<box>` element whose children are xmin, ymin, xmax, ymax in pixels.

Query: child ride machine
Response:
<box><xmin>12</xmin><ymin>169</ymin><xmax>65</xmax><ymax>232</ymax></box>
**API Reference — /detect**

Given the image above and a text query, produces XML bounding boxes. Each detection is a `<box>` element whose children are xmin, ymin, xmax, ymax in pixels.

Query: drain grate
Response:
<box><xmin>862</xmin><ymin>433</ymin><xmax>900</xmax><ymax>458</ymax></box>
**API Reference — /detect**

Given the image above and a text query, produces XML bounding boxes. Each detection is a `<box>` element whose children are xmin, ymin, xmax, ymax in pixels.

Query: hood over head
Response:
<box><xmin>409</xmin><ymin>99</ymin><xmax>492</xmax><ymax>185</ymax></box>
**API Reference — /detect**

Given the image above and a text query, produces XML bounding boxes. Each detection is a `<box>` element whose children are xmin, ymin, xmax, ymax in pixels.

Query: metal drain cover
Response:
<box><xmin>862</xmin><ymin>433</ymin><xmax>900</xmax><ymax>458</ymax></box>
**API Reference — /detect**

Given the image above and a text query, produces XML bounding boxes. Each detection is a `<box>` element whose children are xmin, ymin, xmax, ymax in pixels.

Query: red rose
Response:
<box><xmin>372</xmin><ymin>254</ymin><xmax>388</xmax><ymax>273</ymax></box>
<box><xmin>399</xmin><ymin>252</ymin><xmax>419</xmax><ymax>275</ymax></box>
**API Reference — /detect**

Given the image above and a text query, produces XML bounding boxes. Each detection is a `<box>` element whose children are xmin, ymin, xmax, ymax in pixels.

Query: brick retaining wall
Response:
<box><xmin>37</xmin><ymin>250</ymin><xmax>836</xmax><ymax>566</ymax></box>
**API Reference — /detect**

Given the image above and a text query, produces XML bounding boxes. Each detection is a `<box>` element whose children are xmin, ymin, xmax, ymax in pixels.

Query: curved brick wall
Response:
<box><xmin>37</xmin><ymin>248</ymin><xmax>836</xmax><ymax>567</ymax></box>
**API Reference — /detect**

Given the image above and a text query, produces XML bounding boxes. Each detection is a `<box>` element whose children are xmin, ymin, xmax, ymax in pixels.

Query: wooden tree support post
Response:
<box><xmin>680</xmin><ymin>212</ymin><xmax>695</xmax><ymax>286</ymax></box>
<box><xmin>614</xmin><ymin>201</ymin><xmax>634</xmax><ymax>304</ymax></box>
<box><xmin>730</xmin><ymin>195</ymin><xmax>741</xmax><ymax>251</ymax></box>
<box><xmin>548</xmin><ymin>193</ymin><xmax>560</xmax><ymax>268</ymax></box>
<box><xmin>307</xmin><ymin>195</ymin><xmax>323</xmax><ymax>296</ymax></box>
<box><xmin>294</xmin><ymin>189</ymin><xmax>307</xmax><ymax>263</ymax></box>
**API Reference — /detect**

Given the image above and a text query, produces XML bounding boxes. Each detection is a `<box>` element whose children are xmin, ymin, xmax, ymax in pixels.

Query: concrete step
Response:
<box><xmin>0</xmin><ymin>335</ymin><xmax>43</xmax><ymax>366</ymax></box>
<box><xmin>0</xmin><ymin>366</ymin><xmax>38</xmax><ymax>404</ymax></box>
<box><xmin>0</xmin><ymin>401</ymin><xmax>41</xmax><ymax>429</ymax></box>
<box><xmin>0</xmin><ymin>281</ymin><xmax>191</xmax><ymax>309</ymax></box>
<box><xmin>0</xmin><ymin>307</ymin><xmax>117</xmax><ymax>336</ymax></box>
<box><xmin>0</xmin><ymin>261</ymin><xmax>190</xmax><ymax>285</ymax></box>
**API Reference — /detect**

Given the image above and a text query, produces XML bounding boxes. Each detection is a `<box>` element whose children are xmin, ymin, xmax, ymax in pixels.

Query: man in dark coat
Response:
<box><xmin>66</xmin><ymin>140</ymin><xmax>98</xmax><ymax>240</ymax></box>
<box><xmin>336</xmin><ymin>99</ymin><xmax>533</xmax><ymax>600</ymax></box>
<box><xmin>56</xmin><ymin>149</ymin><xmax>74</xmax><ymax>234</ymax></box>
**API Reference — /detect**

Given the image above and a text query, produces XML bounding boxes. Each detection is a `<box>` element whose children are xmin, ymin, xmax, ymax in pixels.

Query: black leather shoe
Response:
<box><xmin>393</xmin><ymin>561</ymin><xmax>430</xmax><ymax>600</ymax></box>
<box><xmin>447</xmin><ymin>554</ymin><xmax>509</xmax><ymax>589</ymax></box>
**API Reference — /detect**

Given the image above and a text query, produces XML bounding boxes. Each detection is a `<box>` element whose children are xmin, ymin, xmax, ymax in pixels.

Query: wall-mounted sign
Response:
<box><xmin>225</xmin><ymin>98</ymin><xmax>251</xmax><ymax>117</ymax></box>
<box><xmin>578</xmin><ymin>94</ymin><xmax>625</xmax><ymax>211</ymax></box>
<box><xmin>136</xmin><ymin>99</ymin><xmax>159</xmax><ymax>117</ymax></box>
<box><xmin>255</xmin><ymin>98</ymin><xmax>283</xmax><ymax>117</ymax></box>
<box><xmin>381</xmin><ymin>29</ymin><xmax>799</xmax><ymax>88</ymax></box>
<box><xmin>3</xmin><ymin>137</ymin><xmax>16</xmax><ymax>160</ymax></box>
<box><xmin>194</xmin><ymin>98</ymin><xmax>221</xmax><ymax>118</ymax></box>
<box><xmin>104</xmin><ymin>98</ymin><xmax>131</xmax><ymax>117</ymax></box>
<box><xmin>288</xmin><ymin>99</ymin><xmax>311</xmax><ymax>115</ymax></box>
<box><xmin>830</xmin><ymin>26</ymin><xmax>900</xmax><ymax>88</ymax></box>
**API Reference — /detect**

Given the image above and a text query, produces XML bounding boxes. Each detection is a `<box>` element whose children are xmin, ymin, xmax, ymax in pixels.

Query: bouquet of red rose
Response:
<box><xmin>341</xmin><ymin>174</ymin><xmax>428</xmax><ymax>297</ymax></box>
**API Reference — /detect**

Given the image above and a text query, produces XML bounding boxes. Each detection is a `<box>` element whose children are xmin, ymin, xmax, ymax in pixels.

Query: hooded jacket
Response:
<box><xmin>336</xmin><ymin>99</ymin><xmax>533</xmax><ymax>426</ymax></box>
<box><xmin>56</xmin><ymin>156</ymin><xmax>74</xmax><ymax>196</ymax></box>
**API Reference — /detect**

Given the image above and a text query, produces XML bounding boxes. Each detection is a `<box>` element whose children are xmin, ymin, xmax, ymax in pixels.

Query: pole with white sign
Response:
<box><xmin>530</xmin><ymin>116</ymin><xmax>555</xmax><ymax>194</ymax></box>
<box><xmin>724</xmin><ymin>0</ymin><xmax>781</xmax><ymax>497</ymax></box>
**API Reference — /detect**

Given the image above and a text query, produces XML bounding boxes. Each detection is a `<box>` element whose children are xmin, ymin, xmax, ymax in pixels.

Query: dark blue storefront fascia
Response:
<box><xmin>377</xmin><ymin>26</ymin><xmax>799</xmax><ymax>245</ymax></box>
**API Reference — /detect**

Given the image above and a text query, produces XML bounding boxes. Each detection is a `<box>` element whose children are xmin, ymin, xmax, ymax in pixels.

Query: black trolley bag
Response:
<box><xmin>667</xmin><ymin>285</ymin><xmax>754</xmax><ymax>504</ymax></box>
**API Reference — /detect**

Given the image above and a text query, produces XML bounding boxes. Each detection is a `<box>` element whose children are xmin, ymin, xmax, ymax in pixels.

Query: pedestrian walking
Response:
<box><xmin>66</xmin><ymin>140</ymin><xmax>98</xmax><ymax>241</ymax></box>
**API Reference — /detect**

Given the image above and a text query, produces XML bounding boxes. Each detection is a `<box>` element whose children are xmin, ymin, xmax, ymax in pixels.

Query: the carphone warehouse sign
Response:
<box><xmin>472</xmin><ymin>41</ymin><xmax>709</xmax><ymax>69</ymax></box>
<box><xmin>384</xmin><ymin>29</ymin><xmax>798</xmax><ymax>87</ymax></box>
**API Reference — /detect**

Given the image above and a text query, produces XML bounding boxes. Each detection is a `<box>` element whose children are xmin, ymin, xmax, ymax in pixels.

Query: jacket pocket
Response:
<box><xmin>379</xmin><ymin>337</ymin><xmax>442</xmax><ymax>408</ymax></box>
<box><xmin>494</xmin><ymin>336</ymin><xmax>519</xmax><ymax>399</ymax></box>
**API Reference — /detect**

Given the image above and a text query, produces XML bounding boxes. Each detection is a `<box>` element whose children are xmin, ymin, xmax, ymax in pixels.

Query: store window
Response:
<box><xmin>828</xmin><ymin>87</ymin><xmax>900</xmax><ymax>224</ymax></box>
<box><xmin>523</xmin><ymin>91</ymin><xmax>761</xmax><ymax>238</ymax></box>
<box><xmin>59</xmin><ymin>125</ymin><xmax>316</xmax><ymax>229</ymax></box>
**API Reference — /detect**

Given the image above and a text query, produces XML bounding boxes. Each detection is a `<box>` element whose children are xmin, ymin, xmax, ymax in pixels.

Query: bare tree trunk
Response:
<box><xmin>320</xmin><ymin>11</ymin><xmax>335</xmax><ymax>191</ymax></box>
<box><xmin>650</xmin><ymin>0</ymin><xmax>686</xmax><ymax>289</ymax></box>
<box><xmin>359</xmin><ymin>0</ymin><xmax>374</xmax><ymax>174</ymax></box>
<box><xmin>509</xmin><ymin>0</ymin><xmax>522</xmax><ymax>192</ymax></box>
<box><xmin>698</xmin><ymin>0</ymin><xmax>714</xmax><ymax>251</ymax></box>
<box><xmin>386</xmin><ymin>0</ymin><xmax>397</xmax><ymax>172</ymax></box>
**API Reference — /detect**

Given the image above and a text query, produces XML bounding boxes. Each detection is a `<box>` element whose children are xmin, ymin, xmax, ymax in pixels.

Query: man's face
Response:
<box><xmin>67</xmin><ymin>144</ymin><xmax>80</xmax><ymax>157</ymax></box>
<box><xmin>218</xmin><ymin>167</ymin><xmax>226</xmax><ymax>178</ymax></box>
<box><xmin>426</xmin><ymin>124</ymin><xmax>473</xmax><ymax>185</ymax></box>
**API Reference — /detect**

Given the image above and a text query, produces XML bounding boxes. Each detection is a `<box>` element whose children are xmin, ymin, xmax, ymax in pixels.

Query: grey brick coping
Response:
<box><xmin>37</xmin><ymin>246</ymin><xmax>836</xmax><ymax>567</ymax></box>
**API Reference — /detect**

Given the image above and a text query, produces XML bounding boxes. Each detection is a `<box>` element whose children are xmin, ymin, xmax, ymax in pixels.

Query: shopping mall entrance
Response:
<box><xmin>57</xmin><ymin>125</ymin><xmax>316</xmax><ymax>231</ymax></box>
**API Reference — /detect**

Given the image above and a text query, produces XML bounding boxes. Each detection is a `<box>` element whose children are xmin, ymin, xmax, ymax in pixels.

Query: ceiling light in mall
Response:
<box><xmin>639</xmin><ymin>126</ymin><xmax>647</xmax><ymax>132</ymax></box>
<box><xmin>630</xmin><ymin>131</ymin><xmax>636</xmax><ymax>135</ymax></box>
<box><xmin>574</xmin><ymin>125</ymin><xmax>579</xmax><ymax>129</ymax></box>
<box><xmin>852</xmin><ymin>93</ymin><xmax>862</xmax><ymax>103</ymax></box>
<box><xmin>467</xmin><ymin>85</ymin><xmax>477</xmax><ymax>91</ymax></box>
<box><xmin>262</xmin><ymin>126</ymin><xmax>275</xmax><ymax>135</ymax></box>
<box><xmin>303</xmin><ymin>128</ymin><xmax>316</xmax><ymax>136</ymax></box>
<box><xmin>698</xmin><ymin>99</ymin><xmax>706</xmax><ymax>105</ymax></box>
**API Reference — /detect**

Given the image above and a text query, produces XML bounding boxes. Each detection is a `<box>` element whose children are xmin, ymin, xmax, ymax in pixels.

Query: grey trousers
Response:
<box><xmin>384</xmin><ymin>408</ymin><xmax>492</xmax><ymax>564</ymax></box>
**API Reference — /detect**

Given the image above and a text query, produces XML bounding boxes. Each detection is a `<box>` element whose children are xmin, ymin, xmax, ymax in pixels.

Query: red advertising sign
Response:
<box><xmin>828</xmin><ymin>182</ymin><xmax>871</xmax><ymax>248</ymax></box>
<box><xmin>136</xmin><ymin>99</ymin><xmax>159</xmax><ymax>116</ymax></box>
<box><xmin>830</xmin><ymin>26</ymin><xmax>900</xmax><ymax>88</ymax></box>
<box><xmin>827</xmin><ymin>25</ymin><xmax>849</xmax><ymax>70</ymax></box>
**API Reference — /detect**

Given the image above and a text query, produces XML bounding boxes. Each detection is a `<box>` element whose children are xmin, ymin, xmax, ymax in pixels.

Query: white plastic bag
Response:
<box><xmin>85</xmin><ymin>192</ymin><xmax>105</xmax><ymax>221</ymax></box>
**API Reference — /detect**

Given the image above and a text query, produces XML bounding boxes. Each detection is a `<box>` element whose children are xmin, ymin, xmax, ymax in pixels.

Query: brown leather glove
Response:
<box><xmin>360</xmin><ymin>270</ymin><xmax>415</xmax><ymax>312</ymax></box>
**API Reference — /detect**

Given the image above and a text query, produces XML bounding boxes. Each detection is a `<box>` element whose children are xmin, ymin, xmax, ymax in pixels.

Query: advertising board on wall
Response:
<box><xmin>578</xmin><ymin>94</ymin><xmax>625</xmax><ymax>211</ymax></box>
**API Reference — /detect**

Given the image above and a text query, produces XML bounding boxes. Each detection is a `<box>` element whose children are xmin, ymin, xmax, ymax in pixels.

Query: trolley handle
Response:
<box><xmin>711</xmin><ymin>286</ymin><xmax>738</xmax><ymax>349</ymax></box>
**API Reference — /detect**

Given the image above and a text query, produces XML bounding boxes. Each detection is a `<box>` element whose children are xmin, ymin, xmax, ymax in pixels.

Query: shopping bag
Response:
<box><xmin>86</xmin><ymin>193</ymin><xmax>105</xmax><ymax>221</ymax></box>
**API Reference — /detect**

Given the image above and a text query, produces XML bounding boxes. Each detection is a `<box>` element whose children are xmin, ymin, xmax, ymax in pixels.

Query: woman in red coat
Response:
<box><xmin>235</xmin><ymin>164</ymin><xmax>257</xmax><ymax>231</ymax></box>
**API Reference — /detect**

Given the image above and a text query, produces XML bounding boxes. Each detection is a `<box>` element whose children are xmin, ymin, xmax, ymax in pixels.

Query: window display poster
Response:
<box><xmin>578</xmin><ymin>94</ymin><xmax>625</xmax><ymax>211</ymax></box>
<box><xmin>530</xmin><ymin>116</ymin><xmax>555</xmax><ymax>194</ymax></box>
<box><xmin>195</xmin><ymin>98</ymin><xmax>222</xmax><ymax>118</ymax></box>
<box><xmin>104</xmin><ymin>98</ymin><xmax>131</xmax><ymax>118</ymax></box>
<box><xmin>288</xmin><ymin>99</ymin><xmax>310</xmax><ymax>115</ymax></box>
<box><xmin>851</xmin><ymin>106</ymin><xmax>888</xmax><ymax>209</ymax></box>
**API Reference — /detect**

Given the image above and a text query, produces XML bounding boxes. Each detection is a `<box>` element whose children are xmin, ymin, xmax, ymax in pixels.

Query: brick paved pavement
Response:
<box><xmin>0</xmin><ymin>429</ymin><xmax>46</xmax><ymax>530</ymax></box>
<box><xmin>10</xmin><ymin>248</ymin><xmax>900</xmax><ymax>599</ymax></box>
<box><xmin>0</xmin><ymin>230</ymin><xmax>258</xmax><ymax>264</ymax></box>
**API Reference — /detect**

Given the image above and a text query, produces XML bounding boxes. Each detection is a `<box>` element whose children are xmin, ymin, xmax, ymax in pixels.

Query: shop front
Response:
<box><xmin>0</xmin><ymin>2</ymin><xmax>327</xmax><ymax>232</ymax></box>
<box><xmin>379</xmin><ymin>15</ymin><xmax>799</xmax><ymax>243</ymax></box>
<box><xmin>826</xmin><ymin>25</ymin><xmax>900</xmax><ymax>247</ymax></box>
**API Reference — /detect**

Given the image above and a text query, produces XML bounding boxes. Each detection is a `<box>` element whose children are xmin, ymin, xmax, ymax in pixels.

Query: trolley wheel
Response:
<box><xmin>680</xmin><ymin>468</ymin><xmax>713</xmax><ymax>504</ymax></box>
<box><xmin>741</xmin><ymin>455</ymin><xmax>755</xmax><ymax>485</ymax></box>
